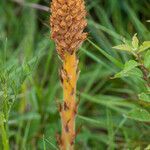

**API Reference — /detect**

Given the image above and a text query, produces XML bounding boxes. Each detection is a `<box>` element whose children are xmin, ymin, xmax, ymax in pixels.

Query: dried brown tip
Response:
<box><xmin>70</xmin><ymin>125</ymin><xmax>82</xmax><ymax>145</ymax></box>
<box><xmin>50</xmin><ymin>0</ymin><xmax>87</xmax><ymax>58</ymax></box>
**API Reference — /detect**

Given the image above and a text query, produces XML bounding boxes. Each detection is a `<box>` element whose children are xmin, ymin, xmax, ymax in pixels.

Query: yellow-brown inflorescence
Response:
<box><xmin>50</xmin><ymin>0</ymin><xmax>87</xmax><ymax>59</ymax></box>
<box><xmin>50</xmin><ymin>0</ymin><xmax>87</xmax><ymax>149</ymax></box>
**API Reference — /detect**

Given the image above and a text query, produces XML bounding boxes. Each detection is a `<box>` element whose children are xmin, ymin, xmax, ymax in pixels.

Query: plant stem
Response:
<box><xmin>0</xmin><ymin>123</ymin><xmax>9</xmax><ymax>150</ymax></box>
<box><xmin>60</xmin><ymin>53</ymin><xmax>78</xmax><ymax>150</ymax></box>
<box><xmin>0</xmin><ymin>81</ymin><xmax>9</xmax><ymax>150</ymax></box>
<box><xmin>136</xmin><ymin>54</ymin><xmax>150</xmax><ymax>87</ymax></box>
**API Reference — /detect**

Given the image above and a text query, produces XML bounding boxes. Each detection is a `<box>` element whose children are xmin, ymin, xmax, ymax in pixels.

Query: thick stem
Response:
<box><xmin>60</xmin><ymin>53</ymin><xmax>78</xmax><ymax>150</ymax></box>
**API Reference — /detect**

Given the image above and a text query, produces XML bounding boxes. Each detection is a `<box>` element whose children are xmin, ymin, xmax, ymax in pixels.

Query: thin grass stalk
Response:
<box><xmin>50</xmin><ymin>0</ymin><xmax>87</xmax><ymax>149</ymax></box>
<box><xmin>0</xmin><ymin>116</ymin><xmax>9</xmax><ymax>150</ymax></box>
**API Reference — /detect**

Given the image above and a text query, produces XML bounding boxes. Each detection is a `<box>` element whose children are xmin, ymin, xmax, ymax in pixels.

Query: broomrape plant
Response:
<box><xmin>50</xmin><ymin>0</ymin><xmax>87</xmax><ymax>149</ymax></box>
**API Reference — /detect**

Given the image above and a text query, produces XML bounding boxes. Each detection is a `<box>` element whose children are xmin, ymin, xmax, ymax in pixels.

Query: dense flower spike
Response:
<box><xmin>50</xmin><ymin>0</ymin><xmax>87</xmax><ymax>58</ymax></box>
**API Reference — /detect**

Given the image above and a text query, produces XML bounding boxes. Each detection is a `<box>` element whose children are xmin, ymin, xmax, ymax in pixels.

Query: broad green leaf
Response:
<box><xmin>115</xmin><ymin>68</ymin><xmax>143</xmax><ymax>78</ymax></box>
<box><xmin>132</xmin><ymin>34</ymin><xmax>139</xmax><ymax>50</ymax></box>
<box><xmin>126</xmin><ymin>108</ymin><xmax>150</xmax><ymax>122</ymax></box>
<box><xmin>114</xmin><ymin>60</ymin><xmax>140</xmax><ymax>78</ymax></box>
<box><xmin>122</xmin><ymin>60</ymin><xmax>139</xmax><ymax>71</ymax></box>
<box><xmin>138</xmin><ymin>93</ymin><xmax>150</xmax><ymax>103</ymax></box>
<box><xmin>144</xmin><ymin>50</ymin><xmax>150</xmax><ymax>69</ymax></box>
<box><xmin>113</xmin><ymin>44</ymin><xmax>132</xmax><ymax>52</ymax></box>
<box><xmin>138</xmin><ymin>41</ymin><xmax>150</xmax><ymax>53</ymax></box>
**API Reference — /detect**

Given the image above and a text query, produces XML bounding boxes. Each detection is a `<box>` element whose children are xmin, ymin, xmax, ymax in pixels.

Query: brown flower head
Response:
<box><xmin>50</xmin><ymin>0</ymin><xmax>87</xmax><ymax>58</ymax></box>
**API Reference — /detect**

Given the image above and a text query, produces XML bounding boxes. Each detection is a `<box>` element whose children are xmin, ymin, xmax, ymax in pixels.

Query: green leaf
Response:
<box><xmin>114</xmin><ymin>60</ymin><xmax>139</xmax><ymax>78</ymax></box>
<box><xmin>122</xmin><ymin>60</ymin><xmax>139</xmax><ymax>71</ymax></box>
<box><xmin>134</xmin><ymin>147</ymin><xmax>140</xmax><ymax>150</ymax></box>
<box><xmin>144</xmin><ymin>50</ymin><xmax>150</xmax><ymax>69</ymax></box>
<box><xmin>78</xmin><ymin>115</ymin><xmax>104</xmax><ymax>126</ymax></box>
<box><xmin>132</xmin><ymin>34</ymin><xmax>139</xmax><ymax>50</ymax></box>
<box><xmin>138</xmin><ymin>93</ymin><xmax>150</xmax><ymax>103</ymax></box>
<box><xmin>9</xmin><ymin>112</ymin><xmax>41</xmax><ymax>124</ymax></box>
<box><xmin>126</xmin><ymin>108</ymin><xmax>150</xmax><ymax>122</ymax></box>
<box><xmin>138</xmin><ymin>41</ymin><xmax>150</xmax><ymax>53</ymax></box>
<box><xmin>145</xmin><ymin>145</ymin><xmax>150</xmax><ymax>150</ymax></box>
<box><xmin>113</xmin><ymin>44</ymin><xmax>132</xmax><ymax>52</ymax></box>
<box><xmin>88</xmin><ymin>39</ymin><xmax>123</xmax><ymax>69</ymax></box>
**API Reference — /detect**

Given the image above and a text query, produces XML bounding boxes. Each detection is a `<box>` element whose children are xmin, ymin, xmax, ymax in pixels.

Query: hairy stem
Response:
<box><xmin>60</xmin><ymin>53</ymin><xmax>78</xmax><ymax>150</ymax></box>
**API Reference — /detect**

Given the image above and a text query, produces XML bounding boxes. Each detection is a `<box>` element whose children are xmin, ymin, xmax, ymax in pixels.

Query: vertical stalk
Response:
<box><xmin>0</xmin><ymin>120</ymin><xmax>9</xmax><ymax>150</ymax></box>
<box><xmin>0</xmin><ymin>80</ymin><xmax>9</xmax><ymax>150</ymax></box>
<box><xmin>50</xmin><ymin>0</ymin><xmax>87</xmax><ymax>149</ymax></box>
<box><xmin>136</xmin><ymin>54</ymin><xmax>150</xmax><ymax>87</ymax></box>
<box><xmin>60</xmin><ymin>53</ymin><xmax>78</xmax><ymax>150</ymax></box>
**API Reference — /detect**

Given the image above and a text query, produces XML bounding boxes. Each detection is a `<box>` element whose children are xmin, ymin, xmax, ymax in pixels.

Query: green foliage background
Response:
<box><xmin>0</xmin><ymin>0</ymin><xmax>150</xmax><ymax>149</ymax></box>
